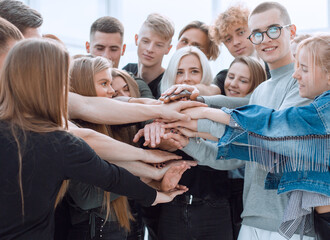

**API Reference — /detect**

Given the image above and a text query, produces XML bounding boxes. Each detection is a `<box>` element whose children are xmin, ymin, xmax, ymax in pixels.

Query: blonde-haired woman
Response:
<box><xmin>0</xmin><ymin>39</ymin><xmax>185</xmax><ymax>240</ymax></box>
<box><xmin>160</xmin><ymin>46</ymin><xmax>213</xmax><ymax>94</ymax></box>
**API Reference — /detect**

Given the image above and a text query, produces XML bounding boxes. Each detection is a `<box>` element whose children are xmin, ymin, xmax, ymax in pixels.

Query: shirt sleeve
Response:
<box><xmin>203</xmin><ymin>95</ymin><xmax>249</xmax><ymax>109</ymax></box>
<box><xmin>60</xmin><ymin>133</ymin><xmax>157</xmax><ymax>207</ymax></box>
<box><xmin>183</xmin><ymin>138</ymin><xmax>245</xmax><ymax>170</ymax></box>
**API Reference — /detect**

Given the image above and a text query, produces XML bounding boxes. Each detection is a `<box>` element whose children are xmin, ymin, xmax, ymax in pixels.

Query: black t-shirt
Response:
<box><xmin>123</xmin><ymin>63</ymin><xmax>163</xmax><ymax>99</ymax></box>
<box><xmin>174</xmin><ymin>150</ymin><xmax>230</xmax><ymax>200</ymax></box>
<box><xmin>0</xmin><ymin>121</ymin><xmax>156</xmax><ymax>239</ymax></box>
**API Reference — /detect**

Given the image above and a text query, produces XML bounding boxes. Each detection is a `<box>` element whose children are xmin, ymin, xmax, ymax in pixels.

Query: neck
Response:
<box><xmin>268</xmin><ymin>53</ymin><xmax>295</xmax><ymax>70</ymax></box>
<box><xmin>137</xmin><ymin>62</ymin><xmax>164</xmax><ymax>84</ymax></box>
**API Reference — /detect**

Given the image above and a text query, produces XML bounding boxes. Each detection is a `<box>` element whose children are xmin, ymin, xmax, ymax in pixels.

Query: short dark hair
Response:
<box><xmin>90</xmin><ymin>16</ymin><xmax>124</xmax><ymax>41</ymax></box>
<box><xmin>250</xmin><ymin>2</ymin><xmax>291</xmax><ymax>25</ymax></box>
<box><xmin>0</xmin><ymin>0</ymin><xmax>43</xmax><ymax>34</ymax></box>
<box><xmin>0</xmin><ymin>17</ymin><xmax>23</xmax><ymax>54</ymax></box>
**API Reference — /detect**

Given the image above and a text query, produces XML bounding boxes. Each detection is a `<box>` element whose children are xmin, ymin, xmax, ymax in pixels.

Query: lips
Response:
<box><xmin>142</xmin><ymin>53</ymin><xmax>154</xmax><ymax>60</ymax></box>
<box><xmin>262</xmin><ymin>46</ymin><xmax>277</xmax><ymax>52</ymax></box>
<box><xmin>236</xmin><ymin>47</ymin><xmax>246</xmax><ymax>55</ymax></box>
<box><xmin>227</xmin><ymin>89</ymin><xmax>240</xmax><ymax>95</ymax></box>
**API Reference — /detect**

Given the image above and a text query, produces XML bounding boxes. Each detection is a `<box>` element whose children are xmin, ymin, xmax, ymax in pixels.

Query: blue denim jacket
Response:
<box><xmin>217</xmin><ymin>90</ymin><xmax>330</xmax><ymax>196</ymax></box>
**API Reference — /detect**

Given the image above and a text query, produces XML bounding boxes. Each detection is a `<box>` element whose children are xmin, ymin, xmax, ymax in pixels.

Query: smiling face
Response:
<box><xmin>224</xmin><ymin>62</ymin><xmax>252</xmax><ymax>97</ymax></box>
<box><xmin>112</xmin><ymin>75</ymin><xmax>130</xmax><ymax>97</ymax></box>
<box><xmin>248</xmin><ymin>8</ymin><xmax>295</xmax><ymax>70</ymax></box>
<box><xmin>176</xmin><ymin>28</ymin><xmax>210</xmax><ymax>58</ymax></box>
<box><xmin>175</xmin><ymin>54</ymin><xmax>203</xmax><ymax>86</ymax></box>
<box><xmin>135</xmin><ymin>26</ymin><xmax>172</xmax><ymax>68</ymax></box>
<box><xmin>87</xmin><ymin>31</ymin><xmax>125</xmax><ymax>68</ymax></box>
<box><xmin>223</xmin><ymin>23</ymin><xmax>255</xmax><ymax>57</ymax></box>
<box><xmin>293</xmin><ymin>47</ymin><xmax>330</xmax><ymax>99</ymax></box>
<box><xmin>94</xmin><ymin>68</ymin><xmax>115</xmax><ymax>98</ymax></box>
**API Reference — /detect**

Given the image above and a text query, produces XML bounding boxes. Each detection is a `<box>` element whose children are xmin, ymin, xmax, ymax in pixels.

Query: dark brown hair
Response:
<box><xmin>90</xmin><ymin>16</ymin><xmax>124</xmax><ymax>42</ymax></box>
<box><xmin>179</xmin><ymin>21</ymin><xmax>219</xmax><ymax>61</ymax></box>
<box><xmin>0</xmin><ymin>0</ymin><xmax>43</xmax><ymax>35</ymax></box>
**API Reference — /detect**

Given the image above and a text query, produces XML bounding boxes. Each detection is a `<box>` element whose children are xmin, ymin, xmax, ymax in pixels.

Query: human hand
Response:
<box><xmin>152</xmin><ymin>188</ymin><xmax>188</xmax><ymax>206</ymax></box>
<box><xmin>142</xmin><ymin>149</ymin><xmax>182</xmax><ymax>164</ymax></box>
<box><xmin>162</xmin><ymin>119</ymin><xmax>198</xmax><ymax>132</ymax></box>
<box><xmin>160</xmin><ymin>130</ymin><xmax>190</xmax><ymax>149</ymax></box>
<box><xmin>152</xmin><ymin>160</ymin><xmax>197</xmax><ymax>181</ymax></box>
<box><xmin>159</xmin><ymin>100</ymin><xmax>207</xmax><ymax>121</ymax></box>
<box><xmin>161</xmin><ymin>84</ymin><xmax>200</xmax><ymax>101</ymax></box>
<box><xmin>160</xmin><ymin>161</ymin><xmax>191</xmax><ymax>192</ymax></box>
<box><xmin>159</xmin><ymin>89</ymin><xmax>192</xmax><ymax>103</ymax></box>
<box><xmin>129</xmin><ymin>97</ymin><xmax>162</xmax><ymax>105</ymax></box>
<box><xmin>133</xmin><ymin>122</ymin><xmax>165</xmax><ymax>148</ymax></box>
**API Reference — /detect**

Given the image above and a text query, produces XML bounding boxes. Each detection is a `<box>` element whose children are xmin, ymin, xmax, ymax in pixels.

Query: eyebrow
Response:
<box><xmin>94</xmin><ymin>44</ymin><xmax>105</xmax><ymax>48</ymax></box>
<box><xmin>251</xmin><ymin>23</ymin><xmax>281</xmax><ymax>32</ymax></box>
<box><xmin>235</xmin><ymin>28</ymin><xmax>244</xmax><ymax>33</ymax></box>
<box><xmin>97</xmin><ymin>78</ymin><xmax>110</xmax><ymax>82</ymax></box>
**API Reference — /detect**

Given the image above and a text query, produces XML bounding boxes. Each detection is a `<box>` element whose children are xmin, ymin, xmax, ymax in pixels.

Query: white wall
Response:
<box><xmin>24</xmin><ymin>0</ymin><xmax>329</xmax><ymax>75</ymax></box>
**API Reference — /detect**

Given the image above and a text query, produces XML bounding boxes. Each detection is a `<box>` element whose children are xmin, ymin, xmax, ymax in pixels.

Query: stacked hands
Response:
<box><xmin>133</xmin><ymin>85</ymin><xmax>214</xmax><ymax>201</ymax></box>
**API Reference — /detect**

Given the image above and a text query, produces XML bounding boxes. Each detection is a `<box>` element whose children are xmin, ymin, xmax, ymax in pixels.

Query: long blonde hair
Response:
<box><xmin>296</xmin><ymin>34</ymin><xmax>330</xmax><ymax>82</ymax></box>
<box><xmin>0</xmin><ymin>38</ymin><xmax>70</xmax><ymax>214</ymax></box>
<box><xmin>70</xmin><ymin>56</ymin><xmax>133</xmax><ymax>230</ymax></box>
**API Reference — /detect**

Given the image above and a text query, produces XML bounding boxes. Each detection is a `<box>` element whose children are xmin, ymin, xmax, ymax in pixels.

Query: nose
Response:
<box><xmin>292</xmin><ymin>67</ymin><xmax>301</xmax><ymax>80</ymax></box>
<box><xmin>230</xmin><ymin>78</ymin><xmax>239</xmax><ymax>88</ymax></box>
<box><xmin>182</xmin><ymin>72</ymin><xmax>191</xmax><ymax>84</ymax></box>
<box><xmin>107</xmin><ymin>85</ymin><xmax>115</xmax><ymax>97</ymax></box>
<box><xmin>102</xmin><ymin>50</ymin><xmax>112</xmax><ymax>61</ymax></box>
<box><xmin>233</xmin><ymin>36</ymin><xmax>241</xmax><ymax>46</ymax></box>
<box><xmin>146</xmin><ymin>43</ymin><xmax>155</xmax><ymax>52</ymax></box>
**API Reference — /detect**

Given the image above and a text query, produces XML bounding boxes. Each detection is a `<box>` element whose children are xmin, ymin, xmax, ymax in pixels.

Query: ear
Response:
<box><xmin>289</xmin><ymin>24</ymin><xmax>296</xmax><ymax>41</ymax></box>
<box><xmin>86</xmin><ymin>41</ymin><xmax>90</xmax><ymax>53</ymax></box>
<box><xmin>121</xmin><ymin>44</ymin><xmax>126</xmax><ymax>56</ymax></box>
<box><xmin>165</xmin><ymin>44</ymin><xmax>173</xmax><ymax>55</ymax></box>
<box><xmin>135</xmin><ymin>34</ymin><xmax>138</xmax><ymax>46</ymax></box>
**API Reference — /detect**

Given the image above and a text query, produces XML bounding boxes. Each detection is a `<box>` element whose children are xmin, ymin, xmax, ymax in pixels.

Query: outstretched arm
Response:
<box><xmin>68</xmin><ymin>92</ymin><xmax>206</xmax><ymax>124</ymax></box>
<box><xmin>68</xmin><ymin>124</ymin><xmax>182</xmax><ymax>164</ymax></box>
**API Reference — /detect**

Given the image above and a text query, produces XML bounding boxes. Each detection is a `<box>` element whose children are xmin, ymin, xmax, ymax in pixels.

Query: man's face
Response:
<box><xmin>176</xmin><ymin>28</ymin><xmax>210</xmax><ymax>59</ymax></box>
<box><xmin>248</xmin><ymin>9</ymin><xmax>295</xmax><ymax>69</ymax></box>
<box><xmin>23</xmin><ymin>27</ymin><xmax>41</xmax><ymax>38</ymax></box>
<box><xmin>86</xmin><ymin>31</ymin><xmax>125</xmax><ymax>68</ymax></box>
<box><xmin>135</xmin><ymin>26</ymin><xmax>172</xmax><ymax>68</ymax></box>
<box><xmin>223</xmin><ymin>23</ymin><xmax>255</xmax><ymax>57</ymax></box>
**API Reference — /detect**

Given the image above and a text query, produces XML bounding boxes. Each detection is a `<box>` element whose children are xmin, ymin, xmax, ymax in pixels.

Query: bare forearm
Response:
<box><xmin>69</xmin><ymin>127</ymin><xmax>146</xmax><ymax>161</ymax></box>
<box><xmin>109</xmin><ymin>161</ymin><xmax>160</xmax><ymax>180</ymax></box>
<box><xmin>201</xmin><ymin>108</ymin><xmax>231</xmax><ymax>125</ymax></box>
<box><xmin>68</xmin><ymin>92</ymin><xmax>161</xmax><ymax>124</ymax></box>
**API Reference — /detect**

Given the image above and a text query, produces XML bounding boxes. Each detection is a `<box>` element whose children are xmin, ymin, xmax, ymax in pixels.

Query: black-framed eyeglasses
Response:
<box><xmin>247</xmin><ymin>24</ymin><xmax>292</xmax><ymax>45</ymax></box>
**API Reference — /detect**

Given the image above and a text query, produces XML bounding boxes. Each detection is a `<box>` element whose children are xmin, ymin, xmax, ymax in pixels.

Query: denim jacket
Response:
<box><xmin>217</xmin><ymin>90</ymin><xmax>330</xmax><ymax>197</ymax></box>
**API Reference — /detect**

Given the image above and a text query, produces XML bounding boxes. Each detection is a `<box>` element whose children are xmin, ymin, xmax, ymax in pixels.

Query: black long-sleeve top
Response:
<box><xmin>0</xmin><ymin>121</ymin><xmax>156</xmax><ymax>239</ymax></box>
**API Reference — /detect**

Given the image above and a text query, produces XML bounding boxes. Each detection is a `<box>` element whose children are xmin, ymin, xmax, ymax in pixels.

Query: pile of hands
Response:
<box><xmin>136</xmin><ymin>84</ymin><xmax>207</xmax><ymax>151</ymax></box>
<box><xmin>134</xmin><ymin>84</ymin><xmax>211</xmax><ymax>203</ymax></box>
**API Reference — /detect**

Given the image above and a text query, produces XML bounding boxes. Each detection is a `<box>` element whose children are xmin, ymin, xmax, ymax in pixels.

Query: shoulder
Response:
<box><xmin>123</xmin><ymin>63</ymin><xmax>138</xmax><ymax>75</ymax></box>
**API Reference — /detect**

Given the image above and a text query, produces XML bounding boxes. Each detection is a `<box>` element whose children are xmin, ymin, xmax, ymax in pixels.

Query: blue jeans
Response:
<box><xmin>158</xmin><ymin>196</ymin><xmax>233</xmax><ymax>240</ymax></box>
<box><xmin>67</xmin><ymin>215</ymin><xmax>127</xmax><ymax>240</ymax></box>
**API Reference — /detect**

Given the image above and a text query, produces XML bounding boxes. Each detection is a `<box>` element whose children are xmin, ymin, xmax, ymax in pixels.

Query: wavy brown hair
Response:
<box><xmin>70</xmin><ymin>56</ymin><xmax>133</xmax><ymax>230</ymax></box>
<box><xmin>229</xmin><ymin>56</ymin><xmax>267</xmax><ymax>94</ymax></box>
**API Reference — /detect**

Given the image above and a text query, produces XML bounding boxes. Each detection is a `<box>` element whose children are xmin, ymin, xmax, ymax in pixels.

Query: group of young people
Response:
<box><xmin>0</xmin><ymin>0</ymin><xmax>328</xmax><ymax>240</ymax></box>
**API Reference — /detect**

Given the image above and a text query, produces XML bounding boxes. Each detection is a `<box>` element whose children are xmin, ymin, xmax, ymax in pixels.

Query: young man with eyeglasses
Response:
<box><xmin>180</xmin><ymin>2</ymin><xmax>315</xmax><ymax>240</ymax></box>
<box><xmin>230</xmin><ymin>2</ymin><xmax>312</xmax><ymax>239</ymax></box>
